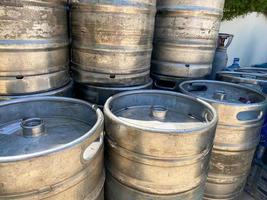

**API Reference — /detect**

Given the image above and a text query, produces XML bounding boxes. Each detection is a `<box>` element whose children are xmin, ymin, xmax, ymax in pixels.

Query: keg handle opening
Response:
<box><xmin>187</xmin><ymin>83</ymin><xmax>208</xmax><ymax>92</ymax></box>
<box><xmin>151</xmin><ymin>106</ymin><xmax>168</xmax><ymax>120</ymax></box>
<box><xmin>21</xmin><ymin>118</ymin><xmax>46</xmax><ymax>137</ymax></box>
<box><xmin>83</xmin><ymin>133</ymin><xmax>103</xmax><ymax>162</ymax></box>
<box><xmin>154</xmin><ymin>80</ymin><xmax>178</xmax><ymax>91</ymax></box>
<box><xmin>236</xmin><ymin>110</ymin><xmax>264</xmax><ymax>123</ymax></box>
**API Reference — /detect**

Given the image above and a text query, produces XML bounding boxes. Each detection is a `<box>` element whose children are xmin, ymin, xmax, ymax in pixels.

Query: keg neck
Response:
<box><xmin>21</xmin><ymin>118</ymin><xmax>46</xmax><ymax>137</ymax></box>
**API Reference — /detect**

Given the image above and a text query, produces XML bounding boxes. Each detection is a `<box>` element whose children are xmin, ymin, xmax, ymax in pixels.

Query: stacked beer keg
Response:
<box><xmin>2</xmin><ymin>1</ymin><xmax>267</xmax><ymax>200</ymax></box>
<box><xmin>0</xmin><ymin>0</ymin><xmax>73</xmax><ymax>100</ymax></box>
<box><xmin>104</xmin><ymin>90</ymin><xmax>218</xmax><ymax>199</ymax></box>
<box><xmin>0</xmin><ymin>97</ymin><xmax>104</xmax><ymax>199</ymax></box>
<box><xmin>217</xmin><ymin>67</ymin><xmax>267</xmax><ymax>199</ymax></box>
<box><xmin>180</xmin><ymin>80</ymin><xmax>267</xmax><ymax>199</ymax></box>
<box><xmin>152</xmin><ymin>0</ymin><xmax>225</xmax><ymax>90</ymax></box>
<box><xmin>70</xmin><ymin>0</ymin><xmax>155</xmax><ymax>107</ymax></box>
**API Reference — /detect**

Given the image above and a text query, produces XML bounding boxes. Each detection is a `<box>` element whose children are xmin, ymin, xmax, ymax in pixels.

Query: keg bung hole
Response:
<box><xmin>21</xmin><ymin>118</ymin><xmax>45</xmax><ymax>137</ymax></box>
<box><xmin>110</xmin><ymin>74</ymin><xmax>116</xmax><ymax>79</ymax></box>
<box><xmin>16</xmin><ymin>75</ymin><xmax>24</xmax><ymax>79</ymax></box>
<box><xmin>23</xmin><ymin>119</ymin><xmax>42</xmax><ymax>127</ymax></box>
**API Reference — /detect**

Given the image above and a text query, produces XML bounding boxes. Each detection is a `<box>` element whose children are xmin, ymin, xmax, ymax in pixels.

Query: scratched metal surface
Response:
<box><xmin>0</xmin><ymin>97</ymin><xmax>104</xmax><ymax>200</ymax></box>
<box><xmin>104</xmin><ymin>90</ymin><xmax>217</xmax><ymax>199</ymax></box>
<box><xmin>70</xmin><ymin>0</ymin><xmax>156</xmax><ymax>86</ymax></box>
<box><xmin>0</xmin><ymin>0</ymin><xmax>69</xmax><ymax>94</ymax></box>
<box><xmin>152</xmin><ymin>0</ymin><xmax>225</xmax><ymax>78</ymax></box>
<box><xmin>180</xmin><ymin>80</ymin><xmax>267</xmax><ymax>200</ymax></box>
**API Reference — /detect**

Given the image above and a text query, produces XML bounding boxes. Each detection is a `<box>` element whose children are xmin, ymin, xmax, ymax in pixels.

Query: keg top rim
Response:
<box><xmin>237</xmin><ymin>67</ymin><xmax>267</xmax><ymax>74</ymax></box>
<box><xmin>104</xmin><ymin>89</ymin><xmax>218</xmax><ymax>133</ymax></box>
<box><xmin>217</xmin><ymin>71</ymin><xmax>267</xmax><ymax>82</ymax></box>
<box><xmin>0</xmin><ymin>97</ymin><xmax>103</xmax><ymax>162</ymax></box>
<box><xmin>179</xmin><ymin>80</ymin><xmax>267</xmax><ymax>106</ymax></box>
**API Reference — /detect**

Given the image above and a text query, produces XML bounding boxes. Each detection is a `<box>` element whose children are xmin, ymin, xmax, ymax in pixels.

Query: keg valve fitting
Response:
<box><xmin>151</xmin><ymin>106</ymin><xmax>168</xmax><ymax>120</ymax></box>
<box><xmin>213</xmin><ymin>91</ymin><xmax>226</xmax><ymax>101</ymax></box>
<box><xmin>21</xmin><ymin>118</ymin><xmax>45</xmax><ymax>137</ymax></box>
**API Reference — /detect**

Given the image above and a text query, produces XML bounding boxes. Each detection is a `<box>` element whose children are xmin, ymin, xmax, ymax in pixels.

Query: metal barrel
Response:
<box><xmin>0</xmin><ymin>0</ymin><xmax>70</xmax><ymax>94</ymax></box>
<box><xmin>75</xmin><ymin>79</ymin><xmax>153</xmax><ymax>108</ymax></box>
<box><xmin>217</xmin><ymin>71</ymin><xmax>267</xmax><ymax>93</ymax></box>
<box><xmin>0</xmin><ymin>97</ymin><xmax>104</xmax><ymax>200</ymax></box>
<box><xmin>152</xmin><ymin>0</ymin><xmax>225</xmax><ymax>79</ymax></box>
<box><xmin>179</xmin><ymin>80</ymin><xmax>267</xmax><ymax>199</ymax></box>
<box><xmin>104</xmin><ymin>90</ymin><xmax>218</xmax><ymax>199</ymax></box>
<box><xmin>70</xmin><ymin>0</ymin><xmax>156</xmax><ymax>86</ymax></box>
<box><xmin>0</xmin><ymin>80</ymin><xmax>74</xmax><ymax>101</ymax></box>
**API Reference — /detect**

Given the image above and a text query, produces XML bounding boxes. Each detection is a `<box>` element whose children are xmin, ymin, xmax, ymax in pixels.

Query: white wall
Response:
<box><xmin>220</xmin><ymin>12</ymin><xmax>267</xmax><ymax>67</ymax></box>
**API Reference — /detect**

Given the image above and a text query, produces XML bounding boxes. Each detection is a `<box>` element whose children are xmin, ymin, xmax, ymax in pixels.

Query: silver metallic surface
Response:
<box><xmin>75</xmin><ymin>79</ymin><xmax>152</xmax><ymax>107</ymax></box>
<box><xmin>0</xmin><ymin>97</ymin><xmax>104</xmax><ymax>199</ymax></box>
<box><xmin>237</xmin><ymin>67</ymin><xmax>267</xmax><ymax>75</ymax></box>
<box><xmin>0</xmin><ymin>81</ymin><xmax>73</xmax><ymax>100</ymax></box>
<box><xmin>0</xmin><ymin>70</ymin><xmax>70</xmax><ymax>95</ymax></box>
<box><xmin>217</xmin><ymin>71</ymin><xmax>267</xmax><ymax>93</ymax></box>
<box><xmin>179</xmin><ymin>80</ymin><xmax>267</xmax><ymax>200</ymax></box>
<box><xmin>104</xmin><ymin>90</ymin><xmax>218</xmax><ymax>199</ymax></box>
<box><xmin>0</xmin><ymin>0</ymin><xmax>69</xmax><ymax>94</ymax></box>
<box><xmin>71</xmin><ymin>67</ymin><xmax>150</xmax><ymax>86</ymax></box>
<box><xmin>151</xmin><ymin>106</ymin><xmax>168</xmax><ymax>120</ymax></box>
<box><xmin>70</xmin><ymin>0</ymin><xmax>156</xmax><ymax>86</ymax></box>
<box><xmin>21</xmin><ymin>118</ymin><xmax>46</xmax><ymax>138</ymax></box>
<box><xmin>105</xmin><ymin>172</ymin><xmax>205</xmax><ymax>200</ymax></box>
<box><xmin>152</xmin><ymin>0</ymin><xmax>225</xmax><ymax>78</ymax></box>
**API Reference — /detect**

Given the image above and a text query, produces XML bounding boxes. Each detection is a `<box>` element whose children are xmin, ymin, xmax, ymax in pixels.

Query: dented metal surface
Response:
<box><xmin>70</xmin><ymin>0</ymin><xmax>156</xmax><ymax>86</ymax></box>
<box><xmin>104</xmin><ymin>90</ymin><xmax>217</xmax><ymax>199</ymax></box>
<box><xmin>0</xmin><ymin>80</ymin><xmax>73</xmax><ymax>100</ymax></box>
<box><xmin>0</xmin><ymin>70</ymin><xmax>70</xmax><ymax>95</ymax></box>
<box><xmin>152</xmin><ymin>0</ymin><xmax>225</xmax><ymax>78</ymax></box>
<box><xmin>0</xmin><ymin>0</ymin><xmax>69</xmax><ymax>94</ymax></box>
<box><xmin>179</xmin><ymin>80</ymin><xmax>267</xmax><ymax>199</ymax></box>
<box><xmin>0</xmin><ymin>97</ymin><xmax>104</xmax><ymax>199</ymax></box>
